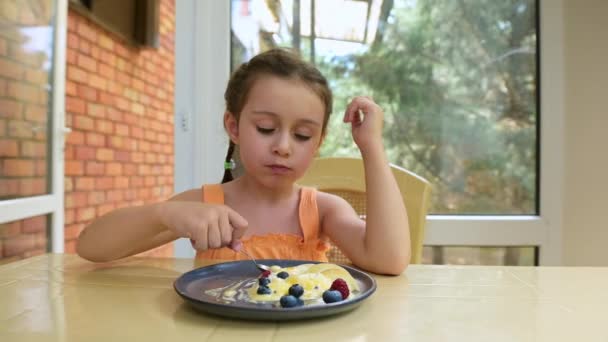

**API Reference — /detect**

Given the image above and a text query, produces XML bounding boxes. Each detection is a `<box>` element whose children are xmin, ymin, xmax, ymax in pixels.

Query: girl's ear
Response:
<box><xmin>224</xmin><ymin>111</ymin><xmax>239</xmax><ymax>143</ymax></box>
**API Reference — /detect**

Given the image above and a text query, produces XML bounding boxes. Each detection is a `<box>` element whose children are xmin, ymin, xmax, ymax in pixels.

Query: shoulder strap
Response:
<box><xmin>202</xmin><ymin>184</ymin><xmax>224</xmax><ymax>204</ymax></box>
<box><xmin>299</xmin><ymin>187</ymin><xmax>320</xmax><ymax>242</ymax></box>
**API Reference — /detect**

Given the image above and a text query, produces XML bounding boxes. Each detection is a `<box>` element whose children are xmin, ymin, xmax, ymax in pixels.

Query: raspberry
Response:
<box><xmin>260</xmin><ymin>270</ymin><xmax>271</xmax><ymax>278</ymax></box>
<box><xmin>330</xmin><ymin>278</ymin><xmax>349</xmax><ymax>299</ymax></box>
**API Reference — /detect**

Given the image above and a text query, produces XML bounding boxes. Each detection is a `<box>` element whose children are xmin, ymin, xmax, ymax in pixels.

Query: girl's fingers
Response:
<box><xmin>227</xmin><ymin>207</ymin><xmax>248</xmax><ymax>243</ymax></box>
<box><xmin>193</xmin><ymin>223</ymin><xmax>208</xmax><ymax>250</ymax></box>
<box><xmin>219</xmin><ymin>213</ymin><xmax>232</xmax><ymax>246</ymax></box>
<box><xmin>207</xmin><ymin>221</ymin><xmax>221</xmax><ymax>249</ymax></box>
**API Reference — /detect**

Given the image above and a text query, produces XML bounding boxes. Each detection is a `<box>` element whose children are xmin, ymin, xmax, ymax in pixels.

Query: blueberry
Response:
<box><xmin>280</xmin><ymin>295</ymin><xmax>303</xmax><ymax>308</ymax></box>
<box><xmin>322</xmin><ymin>290</ymin><xmax>343</xmax><ymax>303</ymax></box>
<box><xmin>257</xmin><ymin>285</ymin><xmax>272</xmax><ymax>295</ymax></box>
<box><xmin>258</xmin><ymin>277</ymin><xmax>271</xmax><ymax>287</ymax></box>
<box><xmin>288</xmin><ymin>284</ymin><xmax>304</xmax><ymax>298</ymax></box>
<box><xmin>277</xmin><ymin>271</ymin><xmax>289</xmax><ymax>279</ymax></box>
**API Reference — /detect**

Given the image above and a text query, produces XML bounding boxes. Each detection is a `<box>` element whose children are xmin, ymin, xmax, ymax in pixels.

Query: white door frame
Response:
<box><xmin>174</xmin><ymin>0</ymin><xmax>564</xmax><ymax>265</ymax></box>
<box><xmin>0</xmin><ymin>0</ymin><xmax>68</xmax><ymax>253</ymax></box>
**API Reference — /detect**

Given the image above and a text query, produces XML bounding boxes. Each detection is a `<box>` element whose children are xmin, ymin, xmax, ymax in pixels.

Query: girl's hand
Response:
<box><xmin>156</xmin><ymin>201</ymin><xmax>248</xmax><ymax>251</ymax></box>
<box><xmin>343</xmin><ymin>96</ymin><xmax>385</xmax><ymax>153</ymax></box>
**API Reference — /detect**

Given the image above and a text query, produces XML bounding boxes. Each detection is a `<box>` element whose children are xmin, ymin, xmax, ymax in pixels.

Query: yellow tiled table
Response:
<box><xmin>0</xmin><ymin>254</ymin><xmax>607</xmax><ymax>341</ymax></box>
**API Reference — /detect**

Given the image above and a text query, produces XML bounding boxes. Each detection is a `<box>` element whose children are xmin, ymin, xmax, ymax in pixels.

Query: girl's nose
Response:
<box><xmin>272</xmin><ymin>133</ymin><xmax>291</xmax><ymax>157</ymax></box>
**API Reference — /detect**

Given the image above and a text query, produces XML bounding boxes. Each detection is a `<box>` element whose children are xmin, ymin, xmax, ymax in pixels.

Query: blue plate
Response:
<box><xmin>173</xmin><ymin>259</ymin><xmax>376</xmax><ymax>321</ymax></box>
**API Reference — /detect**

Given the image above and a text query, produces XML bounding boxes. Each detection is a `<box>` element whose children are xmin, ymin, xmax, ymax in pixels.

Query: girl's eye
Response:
<box><xmin>257</xmin><ymin>127</ymin><xmax>274</xmax><ymax>135</ymax></box>
<box><xmin>294</xmin><ymin>133</ymin><xmax>312</xmax><ymax>141</ymax></box>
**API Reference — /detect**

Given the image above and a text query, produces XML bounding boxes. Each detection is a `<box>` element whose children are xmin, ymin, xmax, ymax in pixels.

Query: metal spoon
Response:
<box><xmin>238</xmin><ymin>248</ymin><xmax>270</xmax><ymax>272</ymax></box>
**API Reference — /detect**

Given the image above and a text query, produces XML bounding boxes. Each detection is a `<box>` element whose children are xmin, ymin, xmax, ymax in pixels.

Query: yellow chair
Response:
<box><xmin>298</xmin><ymin>157</ymin><xmax>432</xmax><ymax>264</ymax></box>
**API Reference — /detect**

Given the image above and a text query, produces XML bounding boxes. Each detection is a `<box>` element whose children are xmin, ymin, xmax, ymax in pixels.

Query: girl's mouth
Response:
<box><xmin>267</xmin><ymin>164</ymin><xmax>291</xmax><ymax>174</ymax></box>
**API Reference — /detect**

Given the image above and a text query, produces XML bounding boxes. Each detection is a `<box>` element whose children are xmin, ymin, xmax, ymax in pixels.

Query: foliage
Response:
<box><xmin>318</xmin><ymin>0</ymin><xmax>538</xmax><ymax>214</ymax></box>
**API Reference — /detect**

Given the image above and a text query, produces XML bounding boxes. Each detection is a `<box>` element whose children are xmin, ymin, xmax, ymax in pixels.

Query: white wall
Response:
<box><xmin>562</xmin><ymin>0</ymin><xmax>608</xmax><ymax>266</ymax></box>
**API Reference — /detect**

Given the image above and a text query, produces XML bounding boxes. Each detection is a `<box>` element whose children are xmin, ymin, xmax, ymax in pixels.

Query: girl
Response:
<box><xmin>77</xmin><ymin>49</ymin><xmax>409</xmax><ymax>275</ymax></box>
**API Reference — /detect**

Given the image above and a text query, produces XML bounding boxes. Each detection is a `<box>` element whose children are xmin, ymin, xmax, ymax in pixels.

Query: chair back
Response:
<box><xmin>298</xmin><ymin>157</ymin><xmax>432</xmax><ymax>264</ymax></box>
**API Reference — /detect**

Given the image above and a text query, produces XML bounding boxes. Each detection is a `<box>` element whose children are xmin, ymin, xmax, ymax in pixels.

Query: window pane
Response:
<box><xmin>230</xmin><ymin>0</ymin><xmax>538</xmax><ymax>215</ymax></box>
<box><xmin>0</xmin><ymin>0</ymin><xmax>55</xmax><ymax>200</ymax></box>
<box><xmin>422</xmin><ymin>246</ymin><xmax>537</xmax><ymax>266</ymax></box>
<box><xmin>0</xmin><ymin>214</ymin><xmax>49</xmax><ymax>264</ymax></box>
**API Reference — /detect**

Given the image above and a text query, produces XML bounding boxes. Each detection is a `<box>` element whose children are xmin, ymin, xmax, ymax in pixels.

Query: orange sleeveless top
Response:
<box><xmin>195</xmin><ymin>184</ymin><xmax>330</xmax><ymax>262</ymax></box>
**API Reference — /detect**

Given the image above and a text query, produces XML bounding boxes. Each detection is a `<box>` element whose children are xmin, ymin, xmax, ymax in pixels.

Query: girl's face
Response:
<box><xmin>226</xmin><ymin>75</ymin><xmax>326</xmax><ymax>188</ymax></box>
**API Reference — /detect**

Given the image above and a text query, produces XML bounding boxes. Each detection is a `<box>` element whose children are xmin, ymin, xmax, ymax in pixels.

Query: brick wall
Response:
<box><xmin>63</xmin><ymin>0</ymin><xmax>175</xmax><ymax>257</ymax></box>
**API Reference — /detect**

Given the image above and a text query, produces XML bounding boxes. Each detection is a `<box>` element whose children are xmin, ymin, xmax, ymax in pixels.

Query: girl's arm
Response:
<box><xmin>320</xmin><ymin>96</ymin><xmax>409</xmax><ymax>275</ymax></box>
<box><xmin>76</xmin><ymin>190</ymin><xmax>248</xmax><ymax>262</ymax></box>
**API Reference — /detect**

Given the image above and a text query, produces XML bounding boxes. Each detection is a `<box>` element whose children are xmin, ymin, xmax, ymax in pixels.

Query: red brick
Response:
<box><xmin>94</xmin><ymin>120</ymin><xmax>114</xmax><ymax>134</ymax></box>
<box><xmin>65</xmin><ymin>192</ymin><xmax>88</xmax><ymax>208</ymax></box>
<box><xmin>106</xmin><ymin>162</ymin><xmax>122</xmax><ymax>175</ymax></box>
<box><xmin>77</xmin><ymin>85</ymin><xmax>97</xmax><ymax>101</ymax></box>
<box><xmin>75</xmin><ymin>177</ymin><xmax>95</xmax><ymax>191</ymax></box>
<box><xmin>67</xmin><ymin>32</ymin><xmax>79</xmax><ymax>48</ymax></box>
<box><xmin>0</xmin><ymin>58</ymin><xmax>23</xmax><ymax>80</ymax></box>
<box><xmin>96</xmin><ymin>148</ymin><xmax>114</xmax><ymax>161</ymax></box>
<box><xmin>78</xmin><ymin>38</ymin><xmax>91</xmax><ymax>54</ymax></box>
<box><xmin>25</xmin><ymin>69</ymin><xmax>48</xmax><ymax>85</ymax></box>
<box><xmin>66</xmin><ymin>65</ymin><xmax>88</xmax><ymax>83</ymax></box>
<box><xmin>88</xmin><ymin>74</ymin><xmax>107</xmax><ymax>90</ymax></box>
<box><xmin>8</xmin><ymin>81</ymin><xmax>38</xmax><ymax>103</ymax></box>
<box><xmin>77</xmin><ymin>54</ymin><xmax>97</xmax><ymax>73</ymax></box>
<box><xmin>77</xmin><ymin>22</ymin><xmax>98</xmax><ymax>42</ymax></box>
<box><xmin>72</xmin><ymin>114</ymin><xmax>94</xmax><ymax>130</ymax></box>
<box><xmin>21</xmin><ymin>141</ymin><xmax>45</xmax><ymax>157</ymax></box>
<box><xmin>3</xmin><ymin>235</ymin><xmax>35</xmax><ymax>257</ymax></box>
<box><xmin>85</xmin><ymin>161</ymin><xmax>104</xmax><ymax>175</ymax></box>
<box><xmin>22</xmin><ymin>216</ymin><xmax>46</xmax><ymax>234</ymax></box>
<box><xmin>65</xmin><ymin>209</ymin><xmax>75</xmax><ymax>224</ymax></box>
<box><xmin>64</xmin><ymin>176</ymin><xmax>73</xmax><ymax>192</ymax></box>
<box><xmin>95</xmin><ymin>177</ymin><xmax>114</xmax><ymax>190</ymax></box>
<box><xmin>75</xmin><ymin>146</ymin><xmax>97</xmax><ymax>162</ymax></box>
<box><xmin>106</xmin><ymin>107</ymin><xmax>123</xmax><ymax>121</ymax></box>
<box><xmin>35</xmin><ymin>161</ymin><xmax>47</xmax><ymax>177</ymax></box>
<box><xmin>87</xmin><ymin>191</ymin><xmax>106</xmax><ymax>205</ymax></box>
<box><xmin>98</xmin><ymin>63</ymin><xmax>115</xmax><ymax>80</ymax></box>
<box><xmin>85</xmin><ymin>132</ymin><xmax>105</xmax><ymax>147</ymax></box>
<box><xmin>66</xmin><ymin>130</ymin><xmax>84</xmax><ymax>145</ymax></box>
<box><xmin>0</xmin><ymin>179</ymin><xmax>19</xmax><ymax>197</ymax></box>
<box><xmin>64</xmin><ymin>240</ymin><xmax>77</xmax><ymax>254</ymax></box>
<box><xmin>65</xmin><ymin>160</ymin><xmax>83</xmax><ymax>176</ymax></box>
<box><xmin>76</xmin><ymin>207</ymin><xmax>96</xmax><ymax>222</ymax></box>
<box><xmin>3</xmin><ymin>159</ymin><xmax>35</xmax><ymax>176</ymax></box>
<box><xmin>66</xmin><ymin>48</ymin><xmax>77</xmax><ymax>64</ymax></box>
<box><xmin>115</xmin><ymin>176</ymin><xmax>130</xmax><ymax>189</ymax></box>
<box><xmin>86</xmin><ymin>103</ymin><xmax>106</xmax><ymax>118</ymax></box>
<box><xmin>66</xmin><ymin>97</ymin><xmax>86</xmax><ymax>115</ymax></box>
<box><xmin>24</xmin><ymin>104</ymin><xmax>46</xmax><ymax>122</ymax></box>
<box><xmin>0</xmin><ymin>139</ymin><xmax>18</xmax><ymax>156</ymax></box>
<box><xmin>97</xmin><ymin>203</ymin><xmax>116</xmax><ymax>216</ymax></box>
<box><xmin>0</xmin><ymin>221</ymin><xmax>21</xmax><ymax>238</ymax></box>
<box><xmin>98</xmin><ymin>91</ymin><xmax>116</xmax><ymax>106</ymax></box>
<box><xmin>114</xmin><ymin>151</ymin><xmax>130</xmax><ymax>162</ymax></box>
<box><xmin>108</xmin><ymin>136</ymin><xmax>124</xmax><ymax>149</ymax></box>
<box><xmin>106</xmin><ymin>190</ymin><xmax>123</xmax><ymax>202</ymax></box>
<box><xmin>65</xmin><ymin>224</ymin><xmax>84</xmax><ymax>240</ymax></box>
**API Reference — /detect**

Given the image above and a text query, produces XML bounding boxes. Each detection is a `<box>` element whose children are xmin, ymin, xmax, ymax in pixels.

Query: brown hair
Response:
<box><xmin>222</xmin><ymin>48</ymin><xmax>333</xmax><ymax>183</ymax></box>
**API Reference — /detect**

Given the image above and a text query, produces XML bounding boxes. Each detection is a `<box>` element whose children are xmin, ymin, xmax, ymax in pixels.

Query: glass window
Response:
<box><xmin>0</xmin><ymin>214</ymin><xmax>49</xmax><ymax>264</ymax></box>
<box><xmin>1</xmin><ymin>0</ymin><xmax>55</xmax><ymax>200</ymax></box>
<box><xmin>230</xmin><ymin>0</ymin><xmax>538</xmax><ymax>216</ymax></box>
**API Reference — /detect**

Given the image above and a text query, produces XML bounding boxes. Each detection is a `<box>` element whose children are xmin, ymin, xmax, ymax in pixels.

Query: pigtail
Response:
<box><xmin>221</xmin><ymin>141</ymin><xmax>236</xmax><ymax>183</ymax></box>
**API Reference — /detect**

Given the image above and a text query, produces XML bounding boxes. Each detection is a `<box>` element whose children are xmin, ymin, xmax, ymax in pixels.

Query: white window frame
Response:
<box><xmin>175</xmin><ymin>0</ymin><xmax>564</xmax><ymax>265</ymax></box>
<box><xmin>0</xmin><ymin>0</ymin><xmax>68</xmax><ymax>253</ymax></box>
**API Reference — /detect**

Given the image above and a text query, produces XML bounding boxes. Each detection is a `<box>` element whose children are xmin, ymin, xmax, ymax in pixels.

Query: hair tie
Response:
<box><xmin>224</xmin><ymin>159</ymin><xmax>236</xmax><ymax>170</ymax></box>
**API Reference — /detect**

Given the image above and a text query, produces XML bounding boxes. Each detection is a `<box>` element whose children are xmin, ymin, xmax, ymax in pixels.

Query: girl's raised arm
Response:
<box><xmin>320</xmin><ymin>96</ymin><xmax>409</xmax><ymax>275</ymax></box>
